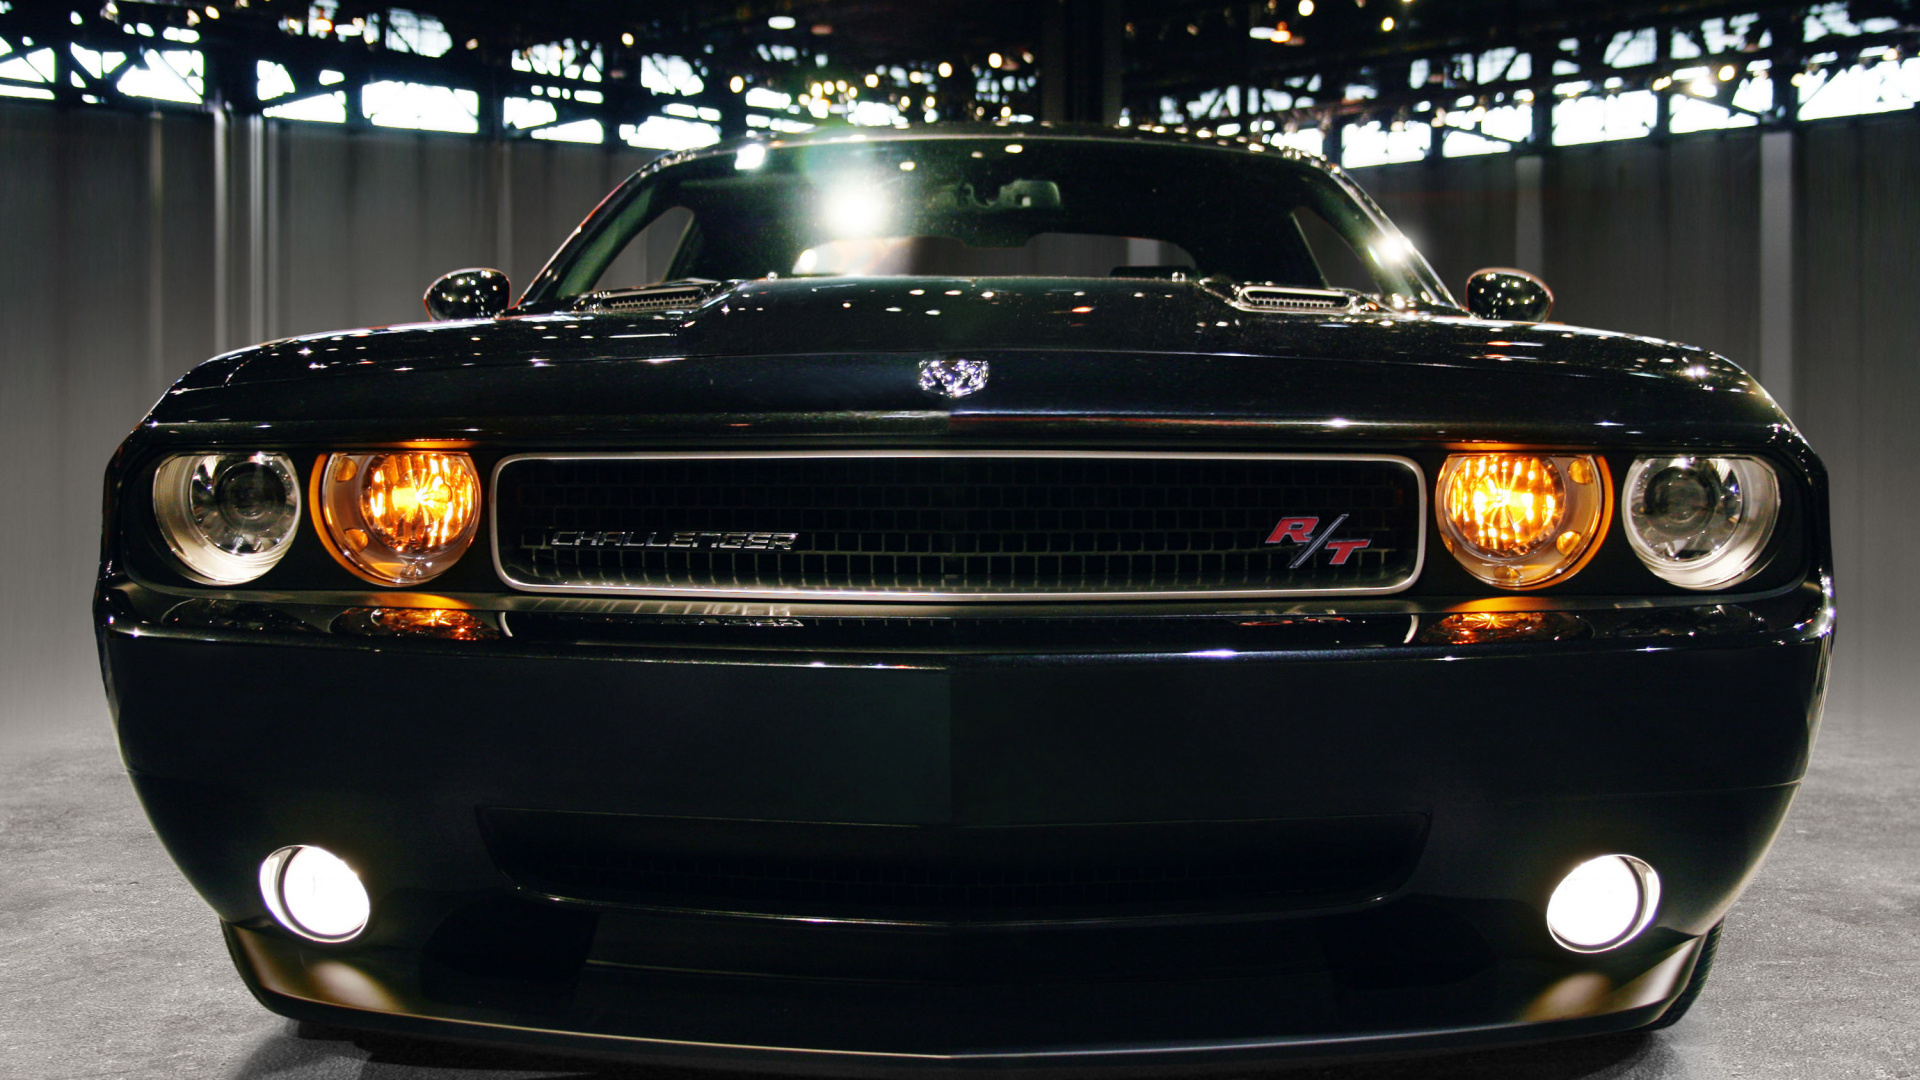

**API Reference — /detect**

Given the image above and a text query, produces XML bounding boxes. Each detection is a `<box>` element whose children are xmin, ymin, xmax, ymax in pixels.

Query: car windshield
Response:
<box><xmin>525</xmin><ymin>135</ymin><xmax>1454</xmax><ymax>309</ymax></box>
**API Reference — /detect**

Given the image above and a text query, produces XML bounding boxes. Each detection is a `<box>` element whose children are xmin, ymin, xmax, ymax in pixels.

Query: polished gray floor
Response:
<box><xmin>4</xmin><ymin>715</ymin><xmax>1916</xmax><ymax>1080</ymax></box>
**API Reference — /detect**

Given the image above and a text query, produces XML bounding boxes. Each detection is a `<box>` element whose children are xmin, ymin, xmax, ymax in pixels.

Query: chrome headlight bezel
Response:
<box><xmin>1623</xmin><ymin>455</ymin><xmax>1780</xmax><ymax>590</ymax></box>
<box><xmin>151</xmin><ymin>452</ymin><xmax>303</xmax><ymax>585</ymax></box>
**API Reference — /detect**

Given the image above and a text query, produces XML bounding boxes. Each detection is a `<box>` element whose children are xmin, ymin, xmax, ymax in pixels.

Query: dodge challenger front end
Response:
<box><xmin>97</xmin><ymin>126</ymin><xmax>1832</xmax><ymax>1072</ymax></box>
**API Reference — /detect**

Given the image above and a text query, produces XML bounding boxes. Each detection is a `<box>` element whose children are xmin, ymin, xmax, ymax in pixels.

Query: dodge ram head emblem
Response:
<box><xmin>918</xmin><ymin>357</ymin><xmax>990</xmax><ymax>399</ymax></box>
<box><xmin>1265</xmin><ymin>515</ymin><xmax>1372</xmax><ymax>567</ymax></box>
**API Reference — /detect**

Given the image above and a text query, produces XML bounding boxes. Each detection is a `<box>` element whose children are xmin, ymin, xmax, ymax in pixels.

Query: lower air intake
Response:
<box><xmin>480</xmin><ymin>810</ymin><xmax>1430</xmax><ymax>922</ymax></box>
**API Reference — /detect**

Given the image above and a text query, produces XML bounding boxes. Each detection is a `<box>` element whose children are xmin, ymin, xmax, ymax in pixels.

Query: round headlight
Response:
<box><xmin>1624</xmin><ymin>456</ymin><xmax>1779</xmax><ymax>589</ymax></box>
<box><xmin>152</xmin><ymin>452</ymin><xmax>302</xmax><ymax>584</ymax></box>
<box><xmin>317</xmin><ymin>451</ymin><xmax>481</xmax><ymax>585</ymax></box>
<box><xmin>1436</xmin><ymin>453</ymin><xmax>1607</xmax><ymax>588</ymax></box>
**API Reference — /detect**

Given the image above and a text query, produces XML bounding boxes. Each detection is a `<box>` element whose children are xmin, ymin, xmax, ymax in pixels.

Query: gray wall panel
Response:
<box><xmin>1</xmin><ymin>108</ymin><xmax>207</xmax><ymax>745</ymax></box>
<box><xmin>0</xmin><ymin>104</ymin><xmax>660</xmax><ymax>748</ymax></box>
<box><xmin>1531</xmin><ymin>133</ymin><xmax>1761</xmax><ymax>366</ymax></box>
<box><xmin>1796</xmin><ymin>116</ymin><xmax>1920</xmax><ymax>734</ymax></box>
<box><xmin>1359</xmin><ymin>153</ymin><xmax>1518</xmax><ymax>301</ymax></box>
<box><xmin>273</xmin><ymin>124</ymin><xmax>499</xmax><ymax>335</ymax></box>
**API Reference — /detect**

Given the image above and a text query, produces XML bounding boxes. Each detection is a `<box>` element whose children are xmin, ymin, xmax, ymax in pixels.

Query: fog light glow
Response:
<box><xmin>259</xmin><ymin>845</ymin><xmax>370</xmax><ymax>943</ymax></box>
<box><xmin>1546</xmin><ymin>854</ymin><xmax>1660</xmax><ymax>952</ymax></box>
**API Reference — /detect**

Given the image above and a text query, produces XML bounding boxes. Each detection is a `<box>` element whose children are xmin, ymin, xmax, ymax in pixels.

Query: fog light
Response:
<box><xmin>1546</xmin><ymin>854</ymin><xmax>1660</xmax><ymax>952</ymax></box>
<box><xmin>259</xmin><ymin>845</ymin><xmax>370</xmax><ymax>943</ymax></box>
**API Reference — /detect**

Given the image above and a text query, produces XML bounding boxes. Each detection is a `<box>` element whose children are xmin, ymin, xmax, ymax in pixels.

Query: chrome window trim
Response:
<box><xmin>489</xmin><ymin>450</ymin><xmax>1428</xmax><ymax>602</ymax></box>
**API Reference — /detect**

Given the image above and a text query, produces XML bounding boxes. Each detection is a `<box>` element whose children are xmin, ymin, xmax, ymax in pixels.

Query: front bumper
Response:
<box><xmin>99</xmin><ymin>579</ymin><xmax>1831</xmax><ymax>1071</ymax></box>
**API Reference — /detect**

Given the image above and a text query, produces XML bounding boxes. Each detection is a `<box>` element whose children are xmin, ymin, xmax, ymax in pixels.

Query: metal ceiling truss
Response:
<box><xmin>0</xmin><ymin>1</ymin><xmax>1046</xmax><ymax>146</ymax></box>
<box><xmin>1124</xmin><ymin>2</ymin><xmax>1920</xmax><ymax>160</ymax></box>
<box><xmin>0</xmin><ymin>1</ymin><xmax>1912</xmax><ymax>157</ymax></box>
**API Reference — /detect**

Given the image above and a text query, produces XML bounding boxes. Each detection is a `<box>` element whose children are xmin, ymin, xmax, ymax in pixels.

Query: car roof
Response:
<box><xmin>636</xmin><ymin>121</ymin><xmax>1344</xmax><ymax>182</ymax></box>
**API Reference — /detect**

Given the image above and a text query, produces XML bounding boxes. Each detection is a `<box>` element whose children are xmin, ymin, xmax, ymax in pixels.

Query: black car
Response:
<box><xmin>97</xmin><ymin>125</ymin><xmax>1832</xmax><ymax>1072</ymax></box>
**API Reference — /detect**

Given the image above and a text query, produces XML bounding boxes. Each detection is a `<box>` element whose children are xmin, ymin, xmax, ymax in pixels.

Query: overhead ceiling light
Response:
<box><xmin>767</xmin><ymin>15</ymin><xmax>796</xmax><ymax>30</ymax></box>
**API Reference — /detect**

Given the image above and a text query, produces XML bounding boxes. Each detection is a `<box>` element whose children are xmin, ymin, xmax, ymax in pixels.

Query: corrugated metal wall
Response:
<box><xmin>1796</xmin><ymin>117</ymin><xmax>1920</xmax><ymax>736</ymax></box>
<box><xmin>1</xmin><ymin>102</ymin><xmax>1914</xmax><ymax>746</ymax></box>
<box><xmin>0</xmin><ymin>105</ymin><xmax>660</xmax><ymax>746</ymax></box>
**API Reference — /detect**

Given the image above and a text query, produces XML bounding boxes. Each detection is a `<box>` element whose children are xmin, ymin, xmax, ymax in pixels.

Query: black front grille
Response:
<box><xmin>480</xmin><ymin>810</ymin><xmax>1429</xmax><ymax>921</ymax></box>
<box><xmin>493</xmin><ymin>453</ymin><xmax>1422</xmax><ymax>598</ymax></box>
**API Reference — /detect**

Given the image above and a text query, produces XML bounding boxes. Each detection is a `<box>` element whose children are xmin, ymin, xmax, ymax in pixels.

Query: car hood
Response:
<box><xmin>152</xmin><ymin>277</ymin><xmax>1787</xmax><ymax>446</ymax></box>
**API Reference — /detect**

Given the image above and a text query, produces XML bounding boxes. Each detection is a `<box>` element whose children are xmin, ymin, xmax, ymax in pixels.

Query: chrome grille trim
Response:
<box><xmin>490</xmin><ymin>451</ymin><xmax>1427</xmax><ymax>602</ymax></box>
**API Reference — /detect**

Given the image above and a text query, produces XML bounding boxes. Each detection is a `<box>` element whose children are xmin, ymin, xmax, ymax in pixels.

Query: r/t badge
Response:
<box><xmin>1265</xmin><ymin>515</ymin><xmax>1372</xmax><ymax>568</ymax></box>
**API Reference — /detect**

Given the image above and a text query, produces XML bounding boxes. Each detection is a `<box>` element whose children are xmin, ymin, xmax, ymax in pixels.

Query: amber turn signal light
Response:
<box><xmin>1436</xmin><ymin>453</ymin><xmax>1607</xmax><ymax>588</ymax></box>
<box><xmin>1420</xmin><ymin>610</ymin><xmax>1589</xmax><ymax>644</ymax></box>
<box><xmin>333</xmin><ymin>607</ymin><xmax>500</xmax><ymax>641</ymax></box>
<box><xmin>315</xmin><ymin>452</ymin><xmax>481</xmax><ymax>586</ymax></box>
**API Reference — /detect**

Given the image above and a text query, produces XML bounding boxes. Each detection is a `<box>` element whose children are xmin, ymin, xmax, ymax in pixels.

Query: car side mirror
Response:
<box><xmin>1464</xmin><ymin>268</ymin><xmax>1553</xmax><ymax>322</ymax></box>
<box><xmin>424</xmin><ymin>268</ymin><xmax>510</xmax><ymax>321</ymax></box>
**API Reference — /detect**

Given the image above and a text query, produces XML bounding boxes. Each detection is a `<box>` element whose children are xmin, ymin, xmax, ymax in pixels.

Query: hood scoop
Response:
<box><xmin>575</xmin><ymin>279</ymin><xmax>725</xmax><ymax>315</ymax></box>
<box><xmin>1232</xmin><ymin>284</ymin><xmax>1358</xmax><ymax>313</ymax></box>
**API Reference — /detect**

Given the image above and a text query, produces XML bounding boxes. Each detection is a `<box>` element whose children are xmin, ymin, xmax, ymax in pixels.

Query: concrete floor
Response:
<box><xmin>4</xmin><ymin>717</ymin><xmax>1917</xmax><ymax>1080</ymax></box>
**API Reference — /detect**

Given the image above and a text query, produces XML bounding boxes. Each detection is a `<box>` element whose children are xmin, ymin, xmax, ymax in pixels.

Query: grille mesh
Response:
<box><xmin>494</xmin><ymin>454</ymin><xmax>1421</xmax><ymax>597</ymax></box>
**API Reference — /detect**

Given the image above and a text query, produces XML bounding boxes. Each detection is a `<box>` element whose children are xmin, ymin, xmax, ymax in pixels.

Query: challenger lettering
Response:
<box><xmin>548</xmin><ymin>530</ymin><xmax>799</xmax><ymax>551</ymax></box>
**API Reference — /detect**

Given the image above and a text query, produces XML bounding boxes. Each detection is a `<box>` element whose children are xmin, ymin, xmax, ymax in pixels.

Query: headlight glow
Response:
<box><xmin>1436</xmin><ymin>453</ymin><xmax>1606</xmax><ymax>588</ymax></box>
<box><xmin>1624</xmin><ymin>456</ymin><xmax>1779</xmax><ymax>589</ymax></box>
<box><xmin>317</xmin><ymin>451</ymin><xmax>481</xmax><ymax>585</ymax></box>
<box><xmin>152</xmin><ymin>452</ymin><xmax>302</xmax><ymax>584</ymax></box>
